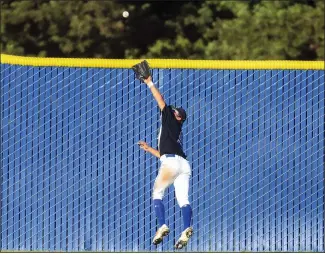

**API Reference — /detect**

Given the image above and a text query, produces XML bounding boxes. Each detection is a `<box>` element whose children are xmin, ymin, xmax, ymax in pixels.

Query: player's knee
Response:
<box><xmin>152</xmin><ymin>187</ymin><xmax>164</xmax><ymax>200</ymax></box>
<box><xmin>177</xmin><ymin>198</ymin><xmax>190</xmax><ymax>208</ymax></box>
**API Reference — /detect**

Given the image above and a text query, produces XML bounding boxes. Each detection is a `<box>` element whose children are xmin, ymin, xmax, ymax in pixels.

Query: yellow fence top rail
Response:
<box><xmin>1</xmin><ymin>54</ymin><xmax>324</xmax><ymax>70</ymax></box>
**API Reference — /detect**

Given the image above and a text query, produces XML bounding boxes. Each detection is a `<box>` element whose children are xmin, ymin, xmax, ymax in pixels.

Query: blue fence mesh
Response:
<box><xmin>0</xmin><ymin>64</ymin><xmax>324</xmax><ymax>252</ymax></box>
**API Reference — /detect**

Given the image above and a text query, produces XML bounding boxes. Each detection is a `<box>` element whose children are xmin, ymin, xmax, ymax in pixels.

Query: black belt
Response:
<box><xmin>165</xmin><ymin>154</ymin><xmax>176</xmax><ymax>158</ymax></box>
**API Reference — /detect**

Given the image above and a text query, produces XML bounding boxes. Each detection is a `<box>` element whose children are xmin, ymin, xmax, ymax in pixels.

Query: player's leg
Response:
<box><xmin>152</xmin><ymin>164</ymin><xmax>179</xmax><ymax>245</ymax></box>
<box><xmin>173</xmin><ymin>159</ymin><xmax>193</xmax><ymax>249</ymax></box>
<box><xmin>174</xmin><ymin>172</ymin><xmax>193</xmax><ymax>229</ymax></box>
<box><xmin>152</xmin><ymin>166</ymin><xmax>176</xmax><ymax>226</ymax></box>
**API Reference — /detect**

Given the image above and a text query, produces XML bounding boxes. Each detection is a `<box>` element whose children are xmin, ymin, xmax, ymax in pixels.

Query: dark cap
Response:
<box><xmin>171</xmin><ymin>106</ymin><xmax>187</xmax><ymax>122</ymax></box>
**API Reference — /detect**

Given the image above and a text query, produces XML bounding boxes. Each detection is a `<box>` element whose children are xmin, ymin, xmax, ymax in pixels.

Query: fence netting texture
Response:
<box><xmin>1</xmin><ymin>64</ymin><xmax>324</xmax><ymax>251</ymax></box>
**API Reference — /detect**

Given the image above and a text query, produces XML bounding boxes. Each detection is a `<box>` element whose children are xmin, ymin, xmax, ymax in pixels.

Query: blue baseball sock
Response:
<box><xmin>181</xmin><ymin>204</ymin><xmax>192</xmax><ymax>230</ymax></box>
<box><xmin>153</xmin><ymin>199</ymin><xmax>166</xmax><ymax>227</ymax></box>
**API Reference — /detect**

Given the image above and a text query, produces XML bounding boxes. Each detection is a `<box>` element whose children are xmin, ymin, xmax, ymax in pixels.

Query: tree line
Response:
<box><xmin>1</xmin><ymin>0</ymin><xmax>324</xmax><ymax>60</ymax></box>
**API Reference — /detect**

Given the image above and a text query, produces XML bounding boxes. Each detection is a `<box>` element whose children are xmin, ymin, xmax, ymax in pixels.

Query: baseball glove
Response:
<box><xmin>132</xmin><ymin>60</ymin><xmax>151</xmax><ymax>82</ymax></box>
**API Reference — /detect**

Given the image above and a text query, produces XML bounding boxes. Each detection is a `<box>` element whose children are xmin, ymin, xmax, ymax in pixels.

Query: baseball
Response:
<box><xmin>122</xmin><ymin>11</ymin><xmax>129</xmax><ymax>18</ymax></box>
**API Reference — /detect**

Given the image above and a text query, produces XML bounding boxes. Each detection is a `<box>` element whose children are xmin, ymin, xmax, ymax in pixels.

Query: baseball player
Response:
<box><xmin>132</xmin><ymin>60</ymin><xmax>193</xmax><ymax>249</ymax></box>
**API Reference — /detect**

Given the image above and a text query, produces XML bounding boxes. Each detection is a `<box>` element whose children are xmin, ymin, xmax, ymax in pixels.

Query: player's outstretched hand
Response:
<box><xmin>143</xmin><ymin>76</ymin><xmax>152</xmax><ymax>84</ymax></box>
<box><xmin>137</xmin><ymin>141</ymin><xmax>150</xmax><ymax>151</ymax></box>
<box><xmin>132</xmin><ymin>60</ymin><xmax>151</xmax><ymax>83</ymax></box>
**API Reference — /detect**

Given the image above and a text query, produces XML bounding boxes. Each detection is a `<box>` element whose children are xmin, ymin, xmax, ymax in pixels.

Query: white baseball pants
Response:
<box><xmin>152</xmin><ymin>154</ymin><xmax>191</xmax><ymax>207</ymax></box>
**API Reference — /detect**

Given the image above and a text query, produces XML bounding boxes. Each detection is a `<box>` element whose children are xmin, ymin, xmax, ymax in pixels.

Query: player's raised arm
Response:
<box><xmin>143</xmin><ymin>76</ymin><xmax>166</xmax><ymax>110</ymax></box>
<box><xmin>132</xmin><ymin>60</ymin><xmax>166</xmax><ymax>111</ymax></box>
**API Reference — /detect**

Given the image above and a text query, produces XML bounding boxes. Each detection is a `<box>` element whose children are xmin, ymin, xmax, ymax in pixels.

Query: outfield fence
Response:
<box><xmin>0</xmin><ymin>54</ymin><xmax>324</xmax><ymax>251</ymax></box>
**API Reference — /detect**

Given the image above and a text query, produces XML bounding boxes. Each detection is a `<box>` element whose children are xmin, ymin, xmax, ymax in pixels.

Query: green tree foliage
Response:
<box><xmin>145</xmin><ymin>0</ymin><xmax>324</xmax><ymax>60</ymax></box>
<box><xmin>1</xmin><ymin>0</ymin><xmax>324</xmax><ymax>60</ymax></box>
<box><xmin>1</xmin><ymin>0</ymin><xmax>129</xmax><ymax>57</ymax></box>
<box><xmin>199</xmin><ymin>0</ymin><xmax>324</xmax><ymax>60</ymax></box>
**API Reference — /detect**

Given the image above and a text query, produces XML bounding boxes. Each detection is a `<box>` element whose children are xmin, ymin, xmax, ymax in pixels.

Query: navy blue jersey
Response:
<box><xmin>158</xmin><ymin>105</ymin><xmax>186</xmax><ymax>159</ymax></box>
